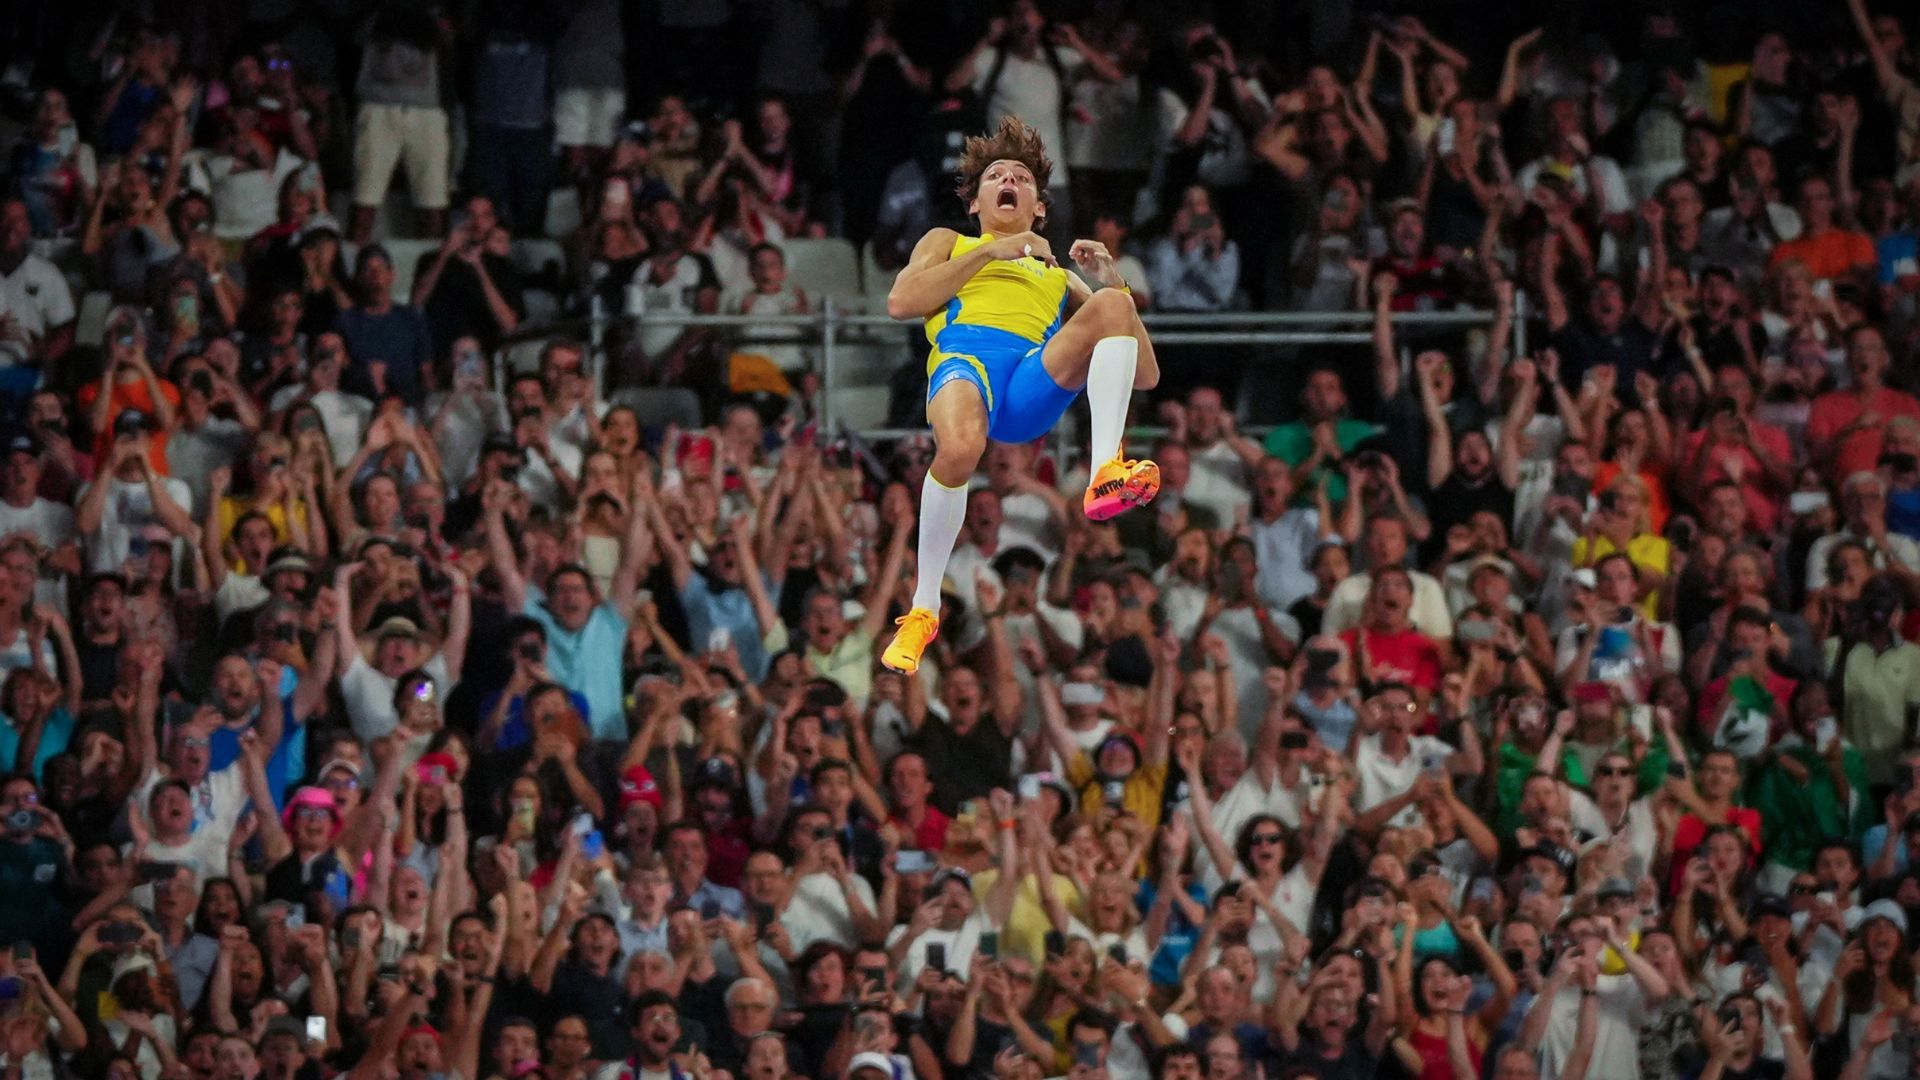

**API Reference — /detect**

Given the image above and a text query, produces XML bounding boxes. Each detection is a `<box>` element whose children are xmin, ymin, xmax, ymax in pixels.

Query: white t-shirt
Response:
<box><xmin>0</xmin><ymin>497</ymin><xmax>74</xmax><ymax>552</ymax></box>
<box><xmin>213</xmin><ymin>571</ymin><xmax>271</xmax><ymax>626</ymax></box>
<box><xmin>201</xmin><ymin>149</ymin><xmax>306</xmax><ymax>240</ymax></box>
<box><xmin>1194</xmin><ymin>769</ymin><xmax>1308</xmax><ymax>889</ymax></box>
<box><xmin>1515</xmin><ymin>155</ymin><xmax>1633</xmax><ymax>217</ymax></box>
<box><xmin>1322</xmin><ymin>571</ymin><xmax>1455</xmax><ymax>639</ymax></box>
<box><xmin>1354</xmin><ymin>734</ymin><xmax>1455</xmax><ymax>828</ymax></box>
<box><xmin>0</xmin><ymin>497</ymin><xmax>74</xmax><ymax>608</ymax></box>
<box><xmin>0</xmin><ymin>253</ymin><xmax>76</xmax><ymax>360</ymax></box>
<box><xmin>341</xmin><ymin>651</ymin><xmax>451</xmax><ymax>741</ymax></box>
<box><xmin>267</xmin><ymin>386</ymin><xmax>373</xmax><ymax>467</ymax></box>
<box><xmin>887</xmin><ymin>908</ymin><xmax>993</xmax><ymax>992</ymax></box>
<box><xmin>973</xmin><ymin>46</ymin><xmax>1085</xmax><ymax>186</ymax></box>
<box><xmin>78</xmin><ymin>475</ymin><xmax>194</xmax><ymax>574</ymax></box>
<box><xmin>131</xmin><ymin>763</ymin><xmax>249</xmax><ymax>856</ymax></box>
<box><xmin>1182</xmin><ymin>440</ymin><xmax>1253</xmax><ymax>526</ymax></box>
<box><xmin>781</xmin><ymin>870</ymin><xmax>878</xmax><ymax>954</ymax></box>
<box><xmin>1539</xmin><ymin>974</ymin><xmax>1646</xmax><ymax>1080</ymax></box>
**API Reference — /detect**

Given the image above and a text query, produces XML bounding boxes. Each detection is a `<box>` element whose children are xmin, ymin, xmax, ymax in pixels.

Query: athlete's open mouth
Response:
<box><xmin>997</xmin><ymin>188</ymin><xmax>1018</xmax><ymax>209</ymax></box>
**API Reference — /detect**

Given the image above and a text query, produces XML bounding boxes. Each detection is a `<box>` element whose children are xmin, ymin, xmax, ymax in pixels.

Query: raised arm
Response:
<box><xmin>889</xmin><ymin>228</ymin><xmax>1012</xmax><ymax>320</ymax></box>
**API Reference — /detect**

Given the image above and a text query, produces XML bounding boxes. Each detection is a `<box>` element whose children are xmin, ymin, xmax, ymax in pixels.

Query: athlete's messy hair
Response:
<box><xmin>956</xmin><ymin>115</ymin><xmax>1053</xmax><ymax>216</ymax></box>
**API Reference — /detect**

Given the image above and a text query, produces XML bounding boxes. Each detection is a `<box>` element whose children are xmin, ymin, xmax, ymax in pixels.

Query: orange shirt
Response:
<box><xmin>1805</xmin><ymin>386</ymin><xmax>1920</xmax><ymax>482</ymax></box>
<box><xmin>75</xmin><ymin>377</ymin><xmax>181</xmax><ymax>476</ymax></box>
<box><xmin>1589</xmin><ymin>463</ymin><xmax>1670</xmax><ymax>534</ymax></box>
<box><xmin>1768</xmin><ymin>228</ymin><xmax>1876</xmax><ymax>282</ymax></box>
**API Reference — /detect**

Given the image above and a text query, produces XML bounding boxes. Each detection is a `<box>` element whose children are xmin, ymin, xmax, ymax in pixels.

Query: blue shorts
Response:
<box><xmin>926</xmin><ymin>324</ymin><xmax>1078</xmax><ymax>444</ymax></box>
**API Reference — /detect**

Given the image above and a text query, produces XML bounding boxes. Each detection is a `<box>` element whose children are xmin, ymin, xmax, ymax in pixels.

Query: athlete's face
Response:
<box><xmin>973</xmin><ymin>160</ymin><xmax>1041</xmax><ymax>231</ymax></box>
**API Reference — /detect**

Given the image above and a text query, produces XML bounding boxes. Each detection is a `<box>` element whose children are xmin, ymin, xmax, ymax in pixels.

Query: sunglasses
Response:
<box><xmin>1788</xmin><ymin>884</ymin><xmax>1820</xmax><ymax>896</ymax></box>
<box><xmin>1249</xmin><ymin>833</ymin><xmax>1285</xmax><ymax>846</ymax></box>
<box><xmin>294</xmin><ymin>806</ymin><xmax>333</xmax><ymax>821</ymax></box>
<box><xmin>1596</xmin><ymin>766</ymin><xmax>1635</xmax><ymax>778</ymax></box>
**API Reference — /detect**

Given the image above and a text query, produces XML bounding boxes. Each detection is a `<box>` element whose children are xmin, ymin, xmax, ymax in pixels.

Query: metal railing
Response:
<box><xmin>494</xmin><ymin>294</ymin><xmax>1526</xmax><ymax>443</ymax></box>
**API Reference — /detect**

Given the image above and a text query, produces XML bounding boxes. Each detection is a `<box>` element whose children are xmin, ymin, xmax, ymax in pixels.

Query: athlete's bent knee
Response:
<box><xmin>1080</xmin><ymin>288</ymin><xmax>1137</xmax><ymax>334</ymax></box>
<box><xmin>931</xmin><ymin>428</ymin><xmax>985</xmax><ymax>487</ymax></box>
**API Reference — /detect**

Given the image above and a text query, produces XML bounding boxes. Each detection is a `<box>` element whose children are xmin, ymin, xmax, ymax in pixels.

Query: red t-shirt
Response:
<box><xmin>1667</xmin><ymin>807</ymin><xmax>1763</xmax><ymax>896</ymax></box>
<box><xmin>1806</xmin><ymin>387</ymin><xmax>1920</xmax><ymax>482</ymax></box>
<box><xmin>891</xmin><ymin>806</ymin><xmax>952</xmax><ymax>855</ymax></box>
<box><xmin>75</xmin><ymin>377</ymin><xmax>182</xmax><ymax>475</ymax></box>
<box><xmin>1694</xmin><ymin>669</ymin><xmax>1797</xmax><ymax>740</ymax></box>
<box><xmin>1340</xmin><ymin>626</ymin><xmax>1443</xmax><ymax>692</ymax></box>
<box><xmin>1683</xmin><ymin>423</ymin><xmax>1793</xmax><ymax>533</ymax></box>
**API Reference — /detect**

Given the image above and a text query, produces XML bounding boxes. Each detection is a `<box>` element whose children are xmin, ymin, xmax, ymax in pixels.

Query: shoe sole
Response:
<box><xmin>1084</xmin><ymin>462</ymin><xmax>1161</xmax><ymax>521</ymax></box>
<box><xmin>881</xmin><ymin>652</ymin><xmax>920</xmax><ymax>675</ymax></box>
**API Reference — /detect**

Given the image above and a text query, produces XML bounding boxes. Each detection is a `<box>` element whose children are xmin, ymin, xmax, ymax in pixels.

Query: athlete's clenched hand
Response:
<box><xmin>988</xmin><ymin>231</ymin><xmax>1053</xmax><ymax>265</ymax></box>
<box><xmin>1069</xmin><ymin>239</ymin><xmax>1121</xmax><ymax>286</ymax></box>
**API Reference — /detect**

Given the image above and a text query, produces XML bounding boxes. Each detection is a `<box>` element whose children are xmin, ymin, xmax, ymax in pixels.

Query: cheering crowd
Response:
<box><xmin>7</xmin><ymin>1</ymin><xmax>1920</xmax><ymax>1080</ymax></box>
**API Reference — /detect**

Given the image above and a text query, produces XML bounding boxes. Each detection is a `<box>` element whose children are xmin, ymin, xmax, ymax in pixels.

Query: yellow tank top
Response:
<box><xmin>922</xmin><ymin>232</ymin><xmax>1072</xmax><ymax>346</ymax></box>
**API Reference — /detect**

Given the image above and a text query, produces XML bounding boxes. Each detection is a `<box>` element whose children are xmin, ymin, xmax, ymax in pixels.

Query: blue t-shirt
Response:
<box><xmin>522</xmin><ymin>593</ymin><xmax>630</xmax><ymax>742</ymax></box>
<box><xmin>335</xmin><ymin>305</ymin><xmax>434</xmax><ymax>406</ymax></box>
<box><xmin>680</xmin><ymin>571</ymin><xmax>772</xmax><ymax>682</ymax></box>
<box><xmin>1292</xmin><ymin>691</ymin><xmax>1359</xmax><ymax>754</ymax></box>
<box><xmin>1137</xmin><ymin>878</ymin><xmax>1211</xmax><ymax>987</ymax></box>
<box><xmin>1878</xmin><ymin>231</ymin><xmax>1920</xmax><ymax>285</ymax></box>
<box><xmin>478</xmin><ymin>687</ymin><xmax>593</xmax><ymax>751</ymax></box>
<box><xmin>204</xmin><ymin>666</ymin><xmax>303</xmax><ymax>809</ymax></box>
<box><xmin>0</xmin><ymin>708</ymin><xmax>75</xmax><ymax>781</ymax></box>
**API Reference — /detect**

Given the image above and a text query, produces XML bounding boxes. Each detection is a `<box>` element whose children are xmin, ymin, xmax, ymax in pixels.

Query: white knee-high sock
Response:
<box><xmin>1087</xmin><ymin>335</ymin><xmax>1138</xmax><ymax>465</ymax></box>
<box><xmin>912</xmin><ymin>472</ymin><xmax>969</xmax><ymax>613</ymax></box>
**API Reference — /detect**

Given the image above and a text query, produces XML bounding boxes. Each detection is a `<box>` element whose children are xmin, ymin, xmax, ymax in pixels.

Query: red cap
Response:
<box><xmin>402</xmin><ymin>1023</ymin><xmax>442</xmax><ymax>1045</ymax></box>
<box><xmin>620</xmin><ymin>765</ymin><xmax>663</xmax><ymax>811</ymax></box>
<box><xmin>414</xmin><ymin>752</ymin><xmax>458</xmax><ymax>786</ymax></box>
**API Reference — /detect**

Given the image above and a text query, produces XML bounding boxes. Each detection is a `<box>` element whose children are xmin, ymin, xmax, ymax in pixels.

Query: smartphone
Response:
<box><xmin>700</xmin><ymin>898</ymin><xmax>722</xmax><ymax>920</ymax></box>
<box><xmin>1017</xmin><ymin>775</ymin><xmax>1041</xmax><ymax>801</ymax></box>
<box><xmin>581</xmin><ymin>830</ymin><xmax>604</xmax><ymax>859</ymax></box>
<box><xmin>1436</xmin><ymin>118</ymin><xmax>1457</xmax><ymax>156</ymax></box>
<box><xmin>707</xmin><ymin>627</ymin><xmax>733</xmax><ymax>653</ymax></box>
<box><xmin>341</xmin><ymin>928</ymin><xmax>360</xmax><ymax>951</ymax></box>
<box><xmin>748</xmin><ymin>900</ymin><xmax>775</xmax><ymax>928</ymax></box>
<box><xmin>1814</xmin><ymin>716</ymin><xmax>1838</xmax><ymax>753</ymax></box>
<box><xmin>11</xmin><ymin>943</ymin><xmax>31</xmax><ymax>963</ymax></box>
<box><xmin>1666</xmin><ymin>760</ymin><xmax>1688</xmax><ymax>779</ymax></box>
<box><xmin>1280</xmin><ymin>730</ymin><xmax>1310</xmax><ymax>750</ymax></box>
<box><xmin>1106</xmin><ymin>943</ymin><xmax>1128</xmax><ymax>966</ymax></box>
<box><xmin>979</xmin><ymin>931</ymin><xmax>998</xmax><ymax>959</ymax></box>
<box><xmin>1074</xmin><ymin>1042</ymin><xmax>1101</xmax><ymax>1070</ymax></box>
<box><xmin>1044</xmin><ymin>930</ymin><xmax>1066</xmax><ymax>957</ymax></box>
<box><xmin>572</xmin><ymin>812</ymin><xmax>595</xmax><ymax>837</ymax></box>
<box><xmin>925</xmin><ymin>942</ymin><xmax>947</xmax><ymax>973</ymax></box>
<box><xmin>306</xmin><ymin>1017</ymin><xmax>327</xmax><ymax>1043</ymax></box>
<box><xmin>284</xmin><ymin>910</ymin><xmax>304</xmax><ymax>931</ymax></box>
<box><xmin>894</xmin><ymin>850</ymin><xmax>934</xmax><ymax>874</ymax></box>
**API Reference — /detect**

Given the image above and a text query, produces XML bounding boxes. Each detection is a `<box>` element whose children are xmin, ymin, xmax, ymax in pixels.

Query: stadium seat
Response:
<box><xmin>74</xmin><ymin>291</ymin><xmax>113</xmax><ymax>348</ymax></box>
<box><xmin>501</xmin><ymin>337</ymin><xmax>548</xmax><ymax>374</ymax></box>
<box><xmin>520</xmin><ymin>289</ymin><xmax>561</xmax><ymax>328</ymax></box>
<box><xmin>861</xmin><ymin>242</ymin><xmax>895</xmax><ymax>312</ymax></box>
<box><xmin>381</xmin><ymin>239</ymin><xmax>441</xmax><ymax>304</ymax></box>
<box><xmin>827</xmin><ymin>386</ymin><xmax>890</xmax><ymax>431</ymax></box>
<box><xmin>610</xmin><ymin>387</ymin><xmax>703</xmax><ymax>430</ymax></box>
<box><xmin>511</xmin><ymin>239</ymin><xmax>568</xmax><ymax>288</ymax></box>
<box><xmin>544</xmin><ymin>188</ymin><xmax>582</xmax><ymax>239</ymax></box>
<box><xmin>781</xmin><ymin>238</ymin><xmax>862</xmax><ymax>308</ymax></box>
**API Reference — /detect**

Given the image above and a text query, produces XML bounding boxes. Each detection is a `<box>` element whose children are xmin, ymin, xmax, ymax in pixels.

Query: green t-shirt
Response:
<box><xmin>1264</xmin><ymin>419</ymin><xmax>1382</xmax><ymax>505</ymax></box>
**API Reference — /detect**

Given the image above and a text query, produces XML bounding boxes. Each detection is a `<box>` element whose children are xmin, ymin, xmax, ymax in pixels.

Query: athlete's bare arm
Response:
<box><xmin>885</xmin><ymin>227</ymin><xmax>1051</xmax><ymax>320</ymax></box>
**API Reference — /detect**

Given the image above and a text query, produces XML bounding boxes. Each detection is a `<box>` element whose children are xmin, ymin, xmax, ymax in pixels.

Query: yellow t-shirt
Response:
<box><xmin>1065</xmin><ymin>752</ymin><xmax>1169</xmax><ymax>833</ymax></box>
<box><xmin>1571</xmin><ymin>533</ymin><xmax>1671</xmax><ymax>620</ymax></box>
<box><xmin>216</xmin><ymin>494</ymin><xmax>309</xmax><ymax>554</ymax></box>
<box><xmin>968</xmin><ymin>868</ymin><xmax>1084</xmax><ymax>965</ymax></box>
